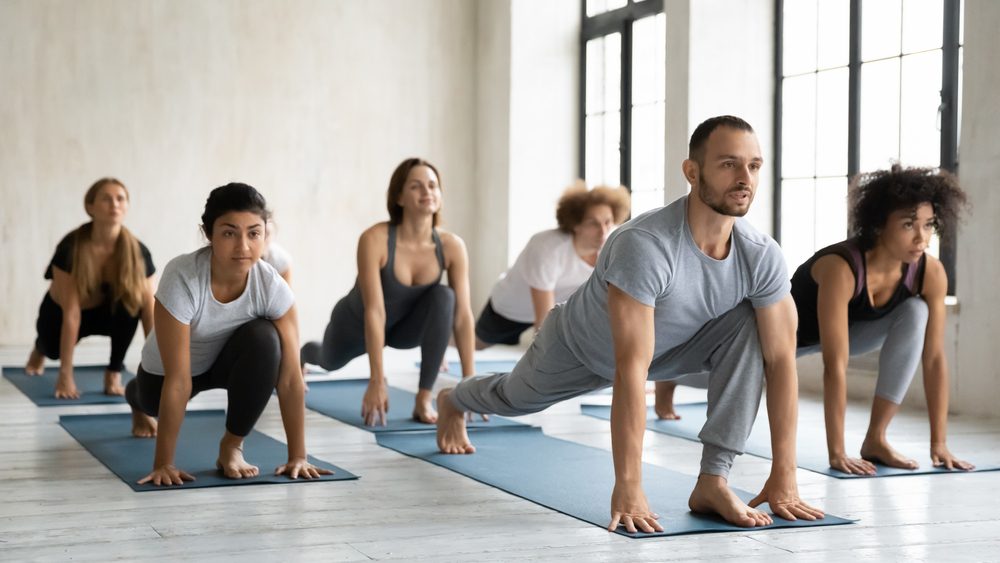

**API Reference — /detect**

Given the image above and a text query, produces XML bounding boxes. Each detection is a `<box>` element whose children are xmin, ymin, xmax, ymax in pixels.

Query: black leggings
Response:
<box><xmin>125</xmin><ymin>318</ymin><xmax>281</xmax><ymax>437</ymax></box>
<box><xmin>34</xmin><ymin>292</ymin><xmax>140</xmax><ymax>372</ymax></box>
<box><xmin>301</xmin><ymin>284</ymin><xmax>454</xmax><ymax>390</ymax></box>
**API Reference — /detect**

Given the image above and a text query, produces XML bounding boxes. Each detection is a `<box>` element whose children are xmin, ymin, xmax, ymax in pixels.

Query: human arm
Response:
<box><xmin>443</xmin><ymin>233</ymin><xmax>476</xmax><ymax>378</ymax></box>
<box><xmin>50</xmin><ymin>266</ymin><xmax>82</xmax><ymax>399</ymax></box>
<box><xmin>529</xmin><ymin>287</ymin><xmax>556</xmax><ymax>332</ymax></box>
<box><xmin>812</xmin><ymin>255</ymin><xmax>875</xmax><ymax>475</ymax></box>
<box><xmin>280</xmin><ymin>267</ymin><xmax>292</xmax><ymax>289</ymax></box>
<box><xmin>140</xmin><ymin>275</ymin><xmax>155</xmax><ymax>337</ymax></box>
<box><xmin>137</xmin><ymin>299</ymin><xmax>195</xmax><ymax>486</ymax></box>
<box><xmin>358</xmin><ymin>227</ymin><xmax>390</xmax><ymax>426</ymax></box>
<box><xmin>920</xmin><ymin>257</ymin><xmax>973</xmax><ymax>470</ymax></box>
<box><xmin>606</xmin><ymin>283</ymin><xmax>662</xmax><ymax>534</ymax></box>
<box><xmin>747</xmin><ymin>295</ymin><xmax>824</xmax><ymax>521</ymax></box>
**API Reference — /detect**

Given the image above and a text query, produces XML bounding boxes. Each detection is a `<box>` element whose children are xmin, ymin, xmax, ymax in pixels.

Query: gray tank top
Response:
<box><xmin>345</xmin><ymin>224</ymin><xmax>446</xmax><ymax>325</ymax></box>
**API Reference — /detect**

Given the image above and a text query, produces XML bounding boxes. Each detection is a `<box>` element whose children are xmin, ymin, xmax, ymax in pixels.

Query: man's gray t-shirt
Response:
<box><xmin>140</xmin><ymin>247</ymin><xmax>295</xmax><ymax>376</ymax></box>
<box><xmin>560</xmin><ymin>195</ymin><xmax>790</xmax><ymax>379</ymax></box>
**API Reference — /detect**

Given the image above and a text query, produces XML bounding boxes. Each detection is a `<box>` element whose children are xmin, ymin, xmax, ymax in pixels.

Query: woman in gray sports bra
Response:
<box><xmin>301</xmin><ymin>158</ymin><xmax>478</xmax><ymax>425</ymax></box>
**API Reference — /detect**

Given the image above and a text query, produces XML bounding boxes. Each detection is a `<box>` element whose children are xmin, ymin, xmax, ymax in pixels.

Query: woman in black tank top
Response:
<box><xmin>790</xmin><ymin>165</ymin><xmax>972</xmax><ymax>475</ymax></box>
<box><xmin>300</xmin><ymin>158</ymin><xmax>479</xmax><ymax>426</ymax></box>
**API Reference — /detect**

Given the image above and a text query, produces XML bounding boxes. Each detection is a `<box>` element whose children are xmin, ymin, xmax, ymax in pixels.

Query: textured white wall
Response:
<box><xmin>0</xmin><ymin>0</ymin><xmax>477</xmax><ymax>347</ymax></box>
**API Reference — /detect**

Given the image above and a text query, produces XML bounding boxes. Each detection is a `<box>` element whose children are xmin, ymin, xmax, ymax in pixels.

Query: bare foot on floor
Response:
<box><xmin>217</xmin><ymin>435</ymin><xmax>259</xmax><ymax>479</ymax></box>
<box><xmin>439</xmin><ymin>358</ymin><xmax>450</xmax><ymax>373</ymax></box>
<box><xmin>654</xmin><ymin>381</ymin><xmax>681</xmax><ymax>420</ymax></box>
<box><xmin>436</xmin><ymin>389</ymin><xmax>475</xmax><ymax>454</ymax></box>
<box><xmin>413</xmin><ymin>390</ymin><xmax>438</xmax><ymax>424</ymax></box>
<box><xmin>861</xmin><ymin>437</ymin><xmax>918</xmax><ymax>470</ymax></box>
<box><xmin>132</xmin><ymin>410</ymin><xmax>158</xmax><ymax>438</ymax></box>
<box><xmin>689</xmin><ymin>474</ymin><xmax>772</xmax><ymax>528</ymax></box>
<box><xmin>104</xmin><ymin>370</ymin><xmax>125</xmax><ymax>396</ymax></box>
<box><xmin>25</xmin><ymin>349</ymin><xmax>45</xmax><ymax>376</ymax></box>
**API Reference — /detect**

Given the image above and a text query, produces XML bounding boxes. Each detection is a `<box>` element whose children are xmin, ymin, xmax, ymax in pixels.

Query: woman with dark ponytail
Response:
<box><xmin>25</xmin><ymin>178</ymin><xmax>156</xmax><ymax>399</ymax></box>
<box><xmin>126</xmin><ymin>183</ymin><xmax>330</xmax><ymax>485</ymax></box>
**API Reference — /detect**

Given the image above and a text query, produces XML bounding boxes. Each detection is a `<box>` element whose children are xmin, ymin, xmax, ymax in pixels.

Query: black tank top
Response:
<box><xmin>345</xmin><ymin>224</ymin><xmax>446</xmax><ymax>325</ymax></box>
<box><xmin>790</xmin><ymin>238</ymin><xmax>926</xmax><ymax>347</ymax></box>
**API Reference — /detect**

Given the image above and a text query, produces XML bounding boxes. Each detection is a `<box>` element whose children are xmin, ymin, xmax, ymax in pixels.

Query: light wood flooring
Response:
<box><xmin>1</xmin><ymin>341</ymin><xmax>999</xmax><ymax>562</ymax></box>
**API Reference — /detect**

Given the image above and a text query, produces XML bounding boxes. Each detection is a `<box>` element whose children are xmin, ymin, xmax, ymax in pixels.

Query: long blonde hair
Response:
<box><xmin>71</xmin><ymin>178</ymin><xmax>147</xmax><ymax>316</ymax></box>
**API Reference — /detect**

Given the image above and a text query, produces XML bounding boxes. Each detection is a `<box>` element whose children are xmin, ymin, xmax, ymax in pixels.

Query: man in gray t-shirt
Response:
<box><xmin>437</xmin><ymin>116</ymin><xmax>825</xmax><ymax>533</ymax></box>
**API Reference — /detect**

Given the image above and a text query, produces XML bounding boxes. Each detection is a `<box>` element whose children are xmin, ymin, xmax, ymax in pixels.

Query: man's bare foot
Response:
<box><xmin>436</xmin><ymin>388</ymin><xmax>475</xmax><ymax>454</ymax></box>
<box><xmin>104</xmin><ymin>370</ymin><xmax>126</xmax><ymax>395</ymax></box>
<box><xmin>217</xmin><ymin>432</ymin><xmax>259</xmax><ymax>479</ymax></box>
<box><xmin>689</xmin><ymin>474</ymin><xmax>772</xmax><ymax>528</ymax></box>
<box><xmin>413</xmin><ymin>389</ymin><xmax>438</xmax><ymax>424</ymax></box>
<box><xmin>25</xmin><ymin>349</ymin><xmax>45</xmax><ymax>376</ymax></box>
<box><xmin>654</xmin><ymin>381</ymin><xmax>681</xmax><ymax>420</ymax></box>
<box><xmin>54</xmin><ymin>372</ymin><xmax>81</xmax><ymax>400</ymax></box>
<box><xmin>131</xmin><ymin>410</ymin><xmax>158</xmax><ymax>438</ymax></box>
<box><xmin>860</xmin><ymin>436</ymin><xmax>918</xmax><ymax>470</ymax></box>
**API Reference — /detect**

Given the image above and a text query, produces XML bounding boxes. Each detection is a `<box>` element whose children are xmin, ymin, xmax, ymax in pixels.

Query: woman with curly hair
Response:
<box><xmin>474</xmin><ymin>182</ymin><xmax>630</xmax><ymax>349</ymax></box>
<box><xmin>789</xmin><ymin>164</ymin><xmax>972</xmax><ymax>475</ymax></box>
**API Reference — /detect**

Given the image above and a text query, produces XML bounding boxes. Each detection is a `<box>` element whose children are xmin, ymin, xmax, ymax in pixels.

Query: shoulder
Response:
<box><xmin>812</xmin><ymin>253</ymin><xmax>856</xmax><ymax>291</ymax></box>
<box><xmin>437</xmin><ymin>229</ymin><xmax>468</xmax><ymax>254</ymax></box>
<box><xmin>359</xmin><ymin>222</ymin><xmax>389</xmax><ymax>245</ymax></box>
<box><xmin>55</xmin><ymin>231</ymin><xmax>77</xmax><ymax>251</ymax></box>
<box><xmin>162</xmin><ymin>248</ymin><xmax>207</xmax><ymax>280</ymax></box>
<box><xmin>732</xmin><ymin>218</ymin><xmax>776</xmax><ymax>250</ymax></box>
<box><xmin>921</xmin><ymin>252</ymin><xmax>947</xmax><ymax>295</ymax></box>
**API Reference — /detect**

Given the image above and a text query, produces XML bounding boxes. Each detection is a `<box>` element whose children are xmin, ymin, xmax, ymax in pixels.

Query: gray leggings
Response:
<box><xmin>449</xmin><ymin>301</ymin><xmax>767</xmax><ymax>479</ymax></box>
<box><xmin>796</xmin><ymin>296</ymin><xmax>929</xmax><ymax>404</ymax></box>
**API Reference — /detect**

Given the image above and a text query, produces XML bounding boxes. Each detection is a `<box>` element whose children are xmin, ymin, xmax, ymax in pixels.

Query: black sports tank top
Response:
<box><xmin>790</xmin><ymin>238</ymin><xmax>926</xmax><ymax>348</ymax></box>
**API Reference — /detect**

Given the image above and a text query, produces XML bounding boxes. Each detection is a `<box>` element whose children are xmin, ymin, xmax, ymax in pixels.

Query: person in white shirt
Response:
<box><xmin>475</xmin><ymin>182</ymin><xmax>630</xmax><ymax>349</ymax></box>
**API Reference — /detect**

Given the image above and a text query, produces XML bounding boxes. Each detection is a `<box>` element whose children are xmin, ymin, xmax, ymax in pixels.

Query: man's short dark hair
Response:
<box><xmin>688</xmin><ymin>115</ymin><xmax>755</xmax><ymax>166</ymax></box>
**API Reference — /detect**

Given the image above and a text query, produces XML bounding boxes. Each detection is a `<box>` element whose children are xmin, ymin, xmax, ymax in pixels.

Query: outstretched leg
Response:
<box><xmin>436</xmin><ymin>388</ymin><xmax>474</xmax><ymax>454</ymax></box>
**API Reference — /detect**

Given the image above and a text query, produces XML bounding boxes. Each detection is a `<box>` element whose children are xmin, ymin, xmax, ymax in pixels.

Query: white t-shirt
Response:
<box><xmin>140</xmin><ymin>247</ymin><xmax>295</xmax><ymax>376</ymax></box>
<box><xmin>262</xmin><ymin>241</ymin><xmax>292</xmax><ymax>275</ymax></box>
<box><xmin>489</xmin><ymin>229</ymin><xmax>595</xmax><ymax>324</ymax></box>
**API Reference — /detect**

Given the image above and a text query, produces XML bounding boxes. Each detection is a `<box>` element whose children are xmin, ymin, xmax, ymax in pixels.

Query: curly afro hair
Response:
<box><xmin>555</xmin><ymin>181</ymin><xmax>631</xmax><ymax>233</ymax></box>
<box><xmin>848</xmin><ymin>164</ymin><xmax>969</xmax><ymax>251</ymax></box>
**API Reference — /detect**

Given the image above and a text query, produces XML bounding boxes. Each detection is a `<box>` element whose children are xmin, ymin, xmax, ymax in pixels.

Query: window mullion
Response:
<box><xmin>620</xmin><ymin>19</ymin><xmax>632</xmax><ymax>193</ymax></box>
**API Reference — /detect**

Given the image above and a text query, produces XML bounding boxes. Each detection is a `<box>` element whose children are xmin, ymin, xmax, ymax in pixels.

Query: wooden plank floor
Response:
<box><xmin>1</xmin><ymin>342</ymin><xmax>999</xmax><ymax>562</ymax></box>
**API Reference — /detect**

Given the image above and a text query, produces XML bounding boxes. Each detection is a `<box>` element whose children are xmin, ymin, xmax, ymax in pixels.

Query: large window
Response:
<box><xmin>776</xmin><ymin>0</ymin><xmax>963</xmax><ymax>292</ymax></box>
<box><xmin>581</xmin><ymin>0</ymin><xmax>666</xmax><ymax>217</ymax></box>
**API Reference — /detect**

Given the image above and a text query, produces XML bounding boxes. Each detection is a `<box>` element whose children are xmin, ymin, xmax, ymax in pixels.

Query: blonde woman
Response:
<box><xmin>25</xmin><ymin>178</ymin><xmax>156</xmax><ymax>399</ymax></box>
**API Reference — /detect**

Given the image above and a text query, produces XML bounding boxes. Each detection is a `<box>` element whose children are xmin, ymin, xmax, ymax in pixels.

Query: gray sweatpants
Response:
<box><xmin>796</xmin><ymin>296</ymin><xmax>928</xmax><ymax>404</ymax></box>
<box><xmin>449</xmin><ymin>300</ymin><xmax>767</xmax><ymax>479</ymax></box>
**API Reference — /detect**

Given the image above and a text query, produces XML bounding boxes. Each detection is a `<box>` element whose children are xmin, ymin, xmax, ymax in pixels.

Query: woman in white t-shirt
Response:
<box><xmin>262</xmin><ymin>221</ymin><xmax>293</xmax><ymax>288</ymax></box>
<box><xmin>125</xmin><ymin>183</ymin><xmax>331</xmax><ymax>486</ymax></box>
<box><xmin>475</xmin><ymin>182</ymin><xmax>630</xmax><ymax>348</ymax></box>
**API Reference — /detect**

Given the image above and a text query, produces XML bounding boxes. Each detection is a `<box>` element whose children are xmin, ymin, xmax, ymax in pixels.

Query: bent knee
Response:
<box><xmin>427</xmin><ymin>284</ymin><xmax>456</xmax><ymax>309</ymax></box>
<box><xmin>899</xmin><ymin>297</ymin><xmax>929</xmax><ymax>324</ymax></box>
<box><xmin>237</xmin><ymin>319</ymin><xmax>281</xmax><ymax>357</ymax></box>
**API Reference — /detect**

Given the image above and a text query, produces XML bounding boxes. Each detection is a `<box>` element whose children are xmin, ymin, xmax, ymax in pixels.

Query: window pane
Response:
<box><xmin>631</xmin><ymin>189</ymin><xmax>664</xmax><ymax>217</ymax></box>
<box><xmin>957</xmin><ymin>46</ymin><xmax>963</xmax><ymax>153</ymax></box>
<box><xmin>603</xmin><ymin>110</ymin><xmax>621</xmax><ymax>186</ymax></box>
<box><xmin>902</xmin><ymin>0</ymin><xmax>943</xmax><ymax>54</ymax></box>
<box><xmin>604</xmin><ymin>33</ymin><xmax>622</xmax><ymax>112</ymax></box>
<box><xmin>815</xmin><ymin>177</ymin><xmax>849</xmax><ymax>248</ymax></box>
<box><xmin>587</xmin><ymin>0</ymin><xmax>627</xmax><ymax>17</ymax></box>
<box><xmin>860</xmin><ymin>57</ymin><xmax>901</xmax><ymax>171</ymax></box>
<box><xmin>815</xmin><ymin>68</ymin><xmax>849</xmax><ymax>177</ymax></box>
<box><xmin>585</xmin><ymin>38</ymin><xmax>605</xmax><ymax>115</ymax></box>
<box><xmin>781</xmin><ymin>179</ymin><xmax>817</xmax><ymax>274</ymax></box>
<box><xmin>632</xmin><ymin>13</ymin><xmax>666</xmax><ymax>106</ymax></box>
<box><xmin>926</xmin><ymin>233</ymin><xmax>940</xmax><ymax>259</ymax></box>
<box><xmin>781</xmin><ymin>74</ymin><xmax>817</xmax><ymax>179</ymax></box>
<box><xmin>959</xmin><ymin>0</ymin><xmax>965</xmax><ymax>45</ymax></box>
<box><xmin>585</xmin><ymin>115</ymin><xmax>604</xmax><ymax>185</ymax></box>
<box><xmin>783</xmin><ymin>0</ymin><xmax>818</xmax><ymax>76</ymax></box>
<box><xmin>899</xmin><ymin>49</ymin><xmax>942</xmax><ymax>167</ymax></box>
<box><xmin>817</xmin><ymin>0</ymin><xmax>850</xmax><ymax>70</ymax></box>
<box><xmin>862</xmin><ymin>0</ymin><xmax>902</xmax><ymax>62</ymax></box>
<box><xmin>631</xmin><ymin>102</ymin><xmax>665</xmax><ymax>193</ymax></box>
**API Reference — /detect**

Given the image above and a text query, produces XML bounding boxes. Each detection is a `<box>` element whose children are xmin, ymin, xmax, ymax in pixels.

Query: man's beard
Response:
<box><xmin>697</xmin><ymin>173</ymin><xmax>752</xmax><ymax>217</ymax></box>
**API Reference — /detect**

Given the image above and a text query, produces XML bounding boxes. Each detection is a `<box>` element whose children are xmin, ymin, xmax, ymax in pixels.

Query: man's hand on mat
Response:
<box><xmin>748</xmin><ymin>472</ymin><xmax>825</xmax><ymax>522</ymax></box>
<box><xmin>828</xmin><ymin>453</ymin><xmax>877</xmax><ymax>475</ymax></box>
<box><xmin>608</xmin><ymin>482</ymin><xmax>662</xmax><ymax>534</ymax></box>
<box><xmin>931</xmin><ymin>443</ymin><xmax>975</xmax><ymax>471</ymax></box>
<box><xmin>275</xmin><ymin>458</ymin><xmax>335</xmax><ymax>479</ymax></box>
<box><xmin>54</xmin><ymin>369</ymin><xmax>81</xmax><ymax>399</ymax></box>
<box><xmin>138</xmin><ymin>465</ymin><xmax>195</xmax><ymax>486</ymax></box>
<box><xmin>362</xmin><ymin>382</ymin><xmax>389</xmax><ymax>426</ymax></box>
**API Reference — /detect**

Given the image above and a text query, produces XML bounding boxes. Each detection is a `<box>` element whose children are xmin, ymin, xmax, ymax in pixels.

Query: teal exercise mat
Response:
<box><xmin>375</xmin><ymin>426</ymin><xmax>854</xmax><ymax>538</ymax></box>
<box><xmin>3</xmin><ymin>365</ymin><xmax>132</xmax><ymax>406</ymax></box>
<box><xmin>415</xmin><ymin>360</ymin><xmax>520</xmax><ymax>376</ymax></box>
<box><xmin>580</xmin><ymin>403</ymin><xmax>1000</xmax><ymax>479</ymax></box>
<box><xmin>59</xmin><ymin>410</ymin><xmax>358</xmax><ymax>492</ymax></box>
<box><xmin>304</xmin><ymin>378</ymin><xmax>527</xmax><ymax>432</ymax></box>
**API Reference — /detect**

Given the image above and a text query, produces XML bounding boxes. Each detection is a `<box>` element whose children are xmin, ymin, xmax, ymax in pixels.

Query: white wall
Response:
<box><xmin>0</xmin><ymin>0</ymin><xmax>478</xmax><ymax>349</ymax></box>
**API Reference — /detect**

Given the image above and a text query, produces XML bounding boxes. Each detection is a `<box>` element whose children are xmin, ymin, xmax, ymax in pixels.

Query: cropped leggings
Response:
<box><xmin>34</xmin><ymin>292</ymin><xmax>140</xmax><ymax>372</ymax></box>
<box><xmin>300</xmin><ymin>285</ymin><xmax>454</xmax><ymax>390</ymax></box>
<box><xmin>796</xmin><ymin>297</ymin><xmax>929</xmax><ymax>404</ymax></box>
<box><xmin>125</xmin><ymin>319</ymin><xmax>281</xmax><ymax>437</ymax></box>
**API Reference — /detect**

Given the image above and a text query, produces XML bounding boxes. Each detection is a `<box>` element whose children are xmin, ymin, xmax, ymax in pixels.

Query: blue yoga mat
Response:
<box><xmin>580</xmin><ymin>403</ymin><xmax>999</xmax><ymax>479</ymax></box>
<box><xmin>376</xmin><ymin>426</ymin><xmax>853</xmax><ymax>538</ymax></box>
<box><xmin>59</xmin><ymin>410</ymin><xmax>358</xmax><ymax>492</ymax></box>
<box><xmin>3</xmin><ymin>365</ymin><xmax>133</xmax><ymax>406</ymax></box>
<box><xmin>304</xmin><ymin>378</ymin><xmax>527</xmax><ymax>432</ymax></box>
<box><xmin>416</xmin><ymin>360</ymin><xmax>520</xmax><ymax>377</ymax></box>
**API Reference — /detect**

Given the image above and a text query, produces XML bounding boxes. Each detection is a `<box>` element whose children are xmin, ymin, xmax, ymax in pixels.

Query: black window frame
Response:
<box><xmin>579</xmin><ymin>0</ymin><xmax>665</xmax><ymax>194</ymax></box>
<box><xmin>774</xmin><ymin>0</ymin><xmax>962</xmax><ymax>294</ymax></box>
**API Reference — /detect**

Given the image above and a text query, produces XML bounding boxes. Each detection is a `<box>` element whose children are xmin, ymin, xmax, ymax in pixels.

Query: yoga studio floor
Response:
<box><xmin>2</xmin><ymin>342</ymin><xmax>999</xmax><ymax>562</ymax></box>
